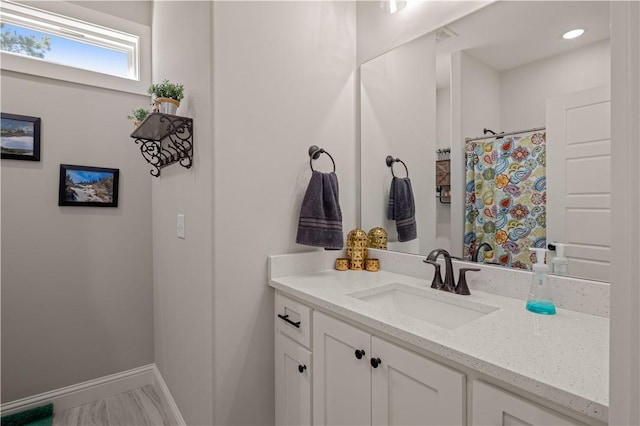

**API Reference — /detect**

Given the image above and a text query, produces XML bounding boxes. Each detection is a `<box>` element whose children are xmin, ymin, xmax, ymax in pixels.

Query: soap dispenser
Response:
<box><xmin>551</xmin><ymin>243</ymin><xmax>569</xmax><ymax>276</ymax></box>
<box><xmin>526</xmin><ymin>248</ymin><xmax>556</xmax><ymax>315</ymax></box>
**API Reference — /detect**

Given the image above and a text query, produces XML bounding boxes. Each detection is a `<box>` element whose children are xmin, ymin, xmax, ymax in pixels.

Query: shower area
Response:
<box><xmin>463</xmin><ymin>129</ymin><xmax>547</xmax><ymax>270</ymax></box>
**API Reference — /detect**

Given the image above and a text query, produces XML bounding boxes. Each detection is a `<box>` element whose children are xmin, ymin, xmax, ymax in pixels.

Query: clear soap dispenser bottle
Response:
<box><xmin>526</xmin><ymin>248</ymin><xmax>556</xmax><ymax>315</ymax></box>
<box><xmin>551</xmin><ymin>243</ymin><xmax>569</xmax><ymax>276</ymax></box>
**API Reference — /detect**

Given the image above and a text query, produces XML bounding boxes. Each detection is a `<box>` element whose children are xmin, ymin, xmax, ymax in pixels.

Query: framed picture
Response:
<box><xmin>1</xmin><ymin>113</ymin><xmax>41</xmax><ymax>161</ymax></box>
<box><xmin>58</xmin><ymin>164</ymin><xmax>119</xmax><ymax>207</ymax></box>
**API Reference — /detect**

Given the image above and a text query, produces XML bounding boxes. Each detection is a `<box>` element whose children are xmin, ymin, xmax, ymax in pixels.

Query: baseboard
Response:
<box><xmin>151</xmin><ymin>365</ymin><xmax>186</xmax><ymax>426</ymax></box>
<box><xmin>1</xmin><ymin>364</ymin><xmax>155</xmax><ymax>416</ymax></box>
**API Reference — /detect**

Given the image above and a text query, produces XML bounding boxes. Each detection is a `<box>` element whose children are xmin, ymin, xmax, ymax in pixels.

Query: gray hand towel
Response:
<box><xmin>296</xmin><ymin>171</ymin><xmax>344</xmax><ymax>249</ymax></box>
<box><xmin>387</xmin><ymin>177</ymin><xmax>417</xmax><ymax>242</ymax></box>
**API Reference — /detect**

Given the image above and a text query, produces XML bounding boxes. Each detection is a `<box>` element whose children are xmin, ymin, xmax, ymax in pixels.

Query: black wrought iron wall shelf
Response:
<box><xmin>130</xmin><ymin>113</ymin><xmax>193</xmax><ymax>177</ymax></box>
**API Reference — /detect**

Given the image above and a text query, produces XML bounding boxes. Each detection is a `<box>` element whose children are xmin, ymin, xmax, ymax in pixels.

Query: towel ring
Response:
<box><xmin>309</xmin><ymin>145</ymin><xmax>336</xmax><ymax>172</ymax></box>
<box><xmin>386</xmin><ymin>155</ymin><xmax>409</xmax><ymax>178</ymax></box>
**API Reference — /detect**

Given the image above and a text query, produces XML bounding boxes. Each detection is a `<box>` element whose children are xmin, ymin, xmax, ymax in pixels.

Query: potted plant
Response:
<box><xmin>127</xmin><ymin>106</ymin><xmax>151</xmax><ymax>127</ymax></box>
<box><xmin>147</xmin><ymin>79</ymin><xmax>185</xmax><ymax>115</ymax></box>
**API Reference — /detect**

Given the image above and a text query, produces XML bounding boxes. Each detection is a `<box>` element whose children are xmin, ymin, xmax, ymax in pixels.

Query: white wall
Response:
<box><xmin>356</xmin><ymin>0</ymin><xmax>493</xmax><ymax>65</ymax></box>
<box><xmin>450</xmin><ymin>51</ymin><xmax>501</xmax><ymax>257</ymax></box>
<box><xmin>436</xmin><ymin>87</ymin><xmax>451</xmax><ymax>251</ymax></box>
<box><xmin>610</xmin><ymin>2</ymin><xmax>640</xmax><ymax>424</ymax></box>
<box><xmin>212</xmin><ymin>2</ymin><xmax>356</xmax><ymax>423</ymax></box>
<box><xmin>69</xmin><ymin>1</ymin><xmax>152</xmax><ymax>26</ymax></box>
<box><xmin>360</xmin><ymin>32</ymin><xmax>436</xmax><ymax>254</ymax></box>
<box><xmin>0</xmin><ymin>71</ymin><xmax>154</xmax><ymax>402</ymax></box>
<box><xmin>151</xmin><ymin>2</ymin><xmax>214</xmax><ymax>425</ymax></box>
<box><xmin>501</xmin><ymin>40</ymin><xmax>610</xmax><ymax>131</ymax></box>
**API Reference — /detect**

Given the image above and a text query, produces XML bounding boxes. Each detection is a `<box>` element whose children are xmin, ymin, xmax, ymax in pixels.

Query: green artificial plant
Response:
<box><xmin>127</xmin><ymin>106</ymin><xmax>151</xmax><ymax>121</ymax></box>
<box><xmin>147</xmin><ymin>79</ymin><xmax>185</xmax><ymax>101</ymax></box>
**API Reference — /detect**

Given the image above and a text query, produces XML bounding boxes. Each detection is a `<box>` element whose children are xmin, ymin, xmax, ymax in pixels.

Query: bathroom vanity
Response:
<box><xmin>269</xmin><ymin>250</ymin><xmax>609</xmax><ymax>426</ymax></box>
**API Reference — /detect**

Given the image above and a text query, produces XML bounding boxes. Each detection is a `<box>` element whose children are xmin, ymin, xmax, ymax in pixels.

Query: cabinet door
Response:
<box><xmin>371</xmin><ymin>337</ymin><xmax>466</xmax><ymax>425</ymax></box>
<box><xmin>313</xmin><ymin>311</ymin><xmax>371</xmax><ymax>426</ymax></box>
<box><xmin>472</xmin><ymin>381</ymin><xmax>586</xmax><ymax>425</ymax></box>
<box><xmin>275</xmin><ymin>332</ymin><xmax>311</xmax><ymax>426</ymax></box>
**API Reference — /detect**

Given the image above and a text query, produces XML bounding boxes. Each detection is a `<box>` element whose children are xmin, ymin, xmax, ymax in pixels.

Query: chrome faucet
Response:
<box><xmin>472</xmin><ymin>242</ymin><xmax>492</xmax><ymax>262</ymax></box>
<box><xmin>424</xmin><ymin>249</ymin><xmax>456</xmax><ymax>292</ymax></box>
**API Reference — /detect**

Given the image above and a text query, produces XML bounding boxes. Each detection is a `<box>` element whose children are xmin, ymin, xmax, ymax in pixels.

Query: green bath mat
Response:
<box><xmin>1</xmin><ymin>403</ymin><xmax>53</xmax><ymax>426</ymax></box>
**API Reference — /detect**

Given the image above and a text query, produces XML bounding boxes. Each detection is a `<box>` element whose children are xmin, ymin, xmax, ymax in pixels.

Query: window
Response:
<box><xmin>0</xmin><ymin>1</ymin><xmax>150</xmax><ymax>94</ymax></box>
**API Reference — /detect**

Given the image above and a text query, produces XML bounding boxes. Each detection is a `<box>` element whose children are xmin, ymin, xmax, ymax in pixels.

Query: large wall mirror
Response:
<box><xmin>360</xmin><ymin>1</ymin><xmax>610</xmax><ymax>282</ymax></box>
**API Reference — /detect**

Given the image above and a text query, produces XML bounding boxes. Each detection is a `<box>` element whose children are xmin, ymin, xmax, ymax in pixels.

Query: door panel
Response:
<box><xmin>275</xmin><ymin>332</ymin><xmax>311</xmax><ymax>426</ymax></box>
<box><xmin>371</xmin><ymin>337</ymin><xmax>465</xmax><ymax>425</ymax></box>
<box><xmin>313</xmin><ymin>311</ymin><xmax>371</xmax><ymax>426</ymax></box>
<box><xmin>472</xmin><ymin>381</ymin><xmax>585</xmax><ymax>425</ymax></box>
<box><xmin>546</xmin><ymin>85</ymin><xmax>610</xmax><ymax>281</ymax></box>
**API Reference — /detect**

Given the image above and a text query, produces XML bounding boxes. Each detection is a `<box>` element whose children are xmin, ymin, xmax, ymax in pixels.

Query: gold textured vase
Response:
<box><xmin>367</xmin><ymin>227</ymin><xmax>388</xmax><ymax>250</ymax></box>
<box><xmin>335</xmin><ymin>258</ymin><xmax>350</xmax><ymax>271</ymax></box>
<box><xmin>366</xmin><ymin>258</ymin><xmax>380</xmax><ymax>272</ymax></box>
<box><xmin>346</xmin><ymin>228</ymin><xmax>368</xmax><ymax>270</ymax></box>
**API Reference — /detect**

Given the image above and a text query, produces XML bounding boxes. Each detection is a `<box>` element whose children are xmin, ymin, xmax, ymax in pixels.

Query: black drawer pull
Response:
<box><xmin>277</xmin><ymin>314</ymin><xmax>301</xmax><ymax>328</ymax></box>
<box><xmin>298</xmin><ymin>364</ymin><xmax>307</xmax><ymax>373</ymax></box>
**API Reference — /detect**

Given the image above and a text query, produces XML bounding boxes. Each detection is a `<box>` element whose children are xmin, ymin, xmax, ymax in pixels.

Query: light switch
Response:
<box><xmin>177</xmin><ymin>214</ymin><xmax>185</xmax><ymax>239</ymax></box>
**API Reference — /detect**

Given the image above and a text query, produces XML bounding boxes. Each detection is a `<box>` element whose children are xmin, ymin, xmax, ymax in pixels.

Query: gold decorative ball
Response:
<box><xmin>367</xmin><ymin>227</ymin><xmax>388</xmax><ymax>250</ymax></box>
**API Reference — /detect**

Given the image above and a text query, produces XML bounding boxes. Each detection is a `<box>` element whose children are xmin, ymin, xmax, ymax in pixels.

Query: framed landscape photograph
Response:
<box><xmin>1</xmin><ymin>113</ymin><xmax>41</xmax><ymax>161</ymax></box>
<box><xmin>58</xmin><ymin>164</ymin><xmax>119</xmax><ymax>207</ymax></box>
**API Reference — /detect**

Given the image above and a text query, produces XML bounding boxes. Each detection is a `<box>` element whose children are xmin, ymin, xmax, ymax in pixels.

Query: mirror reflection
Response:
<box><xmin>360</xmin><ymin>1</ymin><xmax>611</xmax><ymax>282</ymax></box>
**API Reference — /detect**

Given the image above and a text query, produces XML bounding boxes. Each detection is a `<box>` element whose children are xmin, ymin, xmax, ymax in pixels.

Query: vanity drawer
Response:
<box><xmin>275</xmin><ymin>293</ymin><xmax>312</xmax><ymax>349</ymax></box>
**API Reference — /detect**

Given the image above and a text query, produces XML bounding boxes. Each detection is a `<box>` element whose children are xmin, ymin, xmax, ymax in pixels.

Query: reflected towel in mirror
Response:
<box><xmin>387</xmin><ymin>177</ymin><xmax>417</xmax><ymax>242</ymax></box>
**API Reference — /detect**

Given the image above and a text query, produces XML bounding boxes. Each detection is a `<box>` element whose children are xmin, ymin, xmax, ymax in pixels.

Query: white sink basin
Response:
<box><xmin>349</xmin><ymin>283</ymin><xmax>498</xmax><ymax>330</ymax></box>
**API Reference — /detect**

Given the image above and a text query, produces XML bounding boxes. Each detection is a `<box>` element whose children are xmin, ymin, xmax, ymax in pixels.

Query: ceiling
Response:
<box><xmin>435</xmin><ymin>1</ymin><xmax>611</xmax><ymax>89</ymax></box>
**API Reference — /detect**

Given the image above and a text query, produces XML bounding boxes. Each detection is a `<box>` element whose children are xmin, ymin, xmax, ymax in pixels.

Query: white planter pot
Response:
<box><xmin>154</xmin><ymin>98</ymin><xmax>180</xmax><ymax>115</ymax></box>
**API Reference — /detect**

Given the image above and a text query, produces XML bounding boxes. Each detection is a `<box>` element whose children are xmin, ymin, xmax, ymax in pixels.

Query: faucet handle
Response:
<box><xmin>423</xmin><ymin>259</ymin><xmax>443</xmax><ymax>289</ymax></box>
<box><xmin>455</xmin><ymin>268</ymin><xmax>481</xmax><ymax>295</ymax></box>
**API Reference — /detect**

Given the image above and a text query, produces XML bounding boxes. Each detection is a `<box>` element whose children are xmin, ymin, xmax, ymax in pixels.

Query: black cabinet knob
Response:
<box><xmin>355</xmin><ymin>349</ymin><xmax>366</xmax><ymax>360</ymax></box>
<box><xmin>298</xmin><ymin>364</ymin><xmax>307</xmax><ymax>373</ymax></box>
<box><xmin>370</xmin><ymin>357</ymin><xmax>382</xmax><ymax>368</ymax></box>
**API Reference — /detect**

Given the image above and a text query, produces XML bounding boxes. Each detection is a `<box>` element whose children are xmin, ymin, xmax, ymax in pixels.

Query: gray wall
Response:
<box><xmin>1</xmin><ymin>71</ymin><xmax>154</xmax><ymax>402</ymax></box>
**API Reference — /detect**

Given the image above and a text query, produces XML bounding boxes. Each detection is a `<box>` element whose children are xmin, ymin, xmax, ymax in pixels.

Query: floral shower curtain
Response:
<box><xmin>464</xmin><ymin>131</ymin><xmax>547</xmax><ymax>270</ymax></box>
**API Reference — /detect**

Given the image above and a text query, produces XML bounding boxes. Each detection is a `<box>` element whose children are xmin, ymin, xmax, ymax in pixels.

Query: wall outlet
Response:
<box><xmin>177</xmin><ymin>214</ymin><xmax>185</xmax><ymax>239</ymax></box>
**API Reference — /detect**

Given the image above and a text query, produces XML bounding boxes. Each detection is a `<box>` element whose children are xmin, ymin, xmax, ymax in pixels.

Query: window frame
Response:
<box><xmin>0</xmin><ymin>1</ymin><xmax>150</xmax><ymax>95</ymax></box>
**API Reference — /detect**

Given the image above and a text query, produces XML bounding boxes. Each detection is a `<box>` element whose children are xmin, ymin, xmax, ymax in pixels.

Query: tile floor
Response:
<box><xmin>52</xmin><ymin>384</ymin><xmax>169</xmax><ymax>426</ymax></box>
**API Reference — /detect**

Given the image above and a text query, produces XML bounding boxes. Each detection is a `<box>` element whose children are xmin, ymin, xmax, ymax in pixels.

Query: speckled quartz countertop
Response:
<box><xmin>268</xmin><ymin>256</ymin><xmax>609</xmax><ymax>423</ymax></box>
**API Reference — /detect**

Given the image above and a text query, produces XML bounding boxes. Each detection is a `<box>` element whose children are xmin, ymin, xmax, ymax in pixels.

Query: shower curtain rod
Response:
<box><xmin>465</xmin><ymin>126</ymin><xmax>545</xmax><ymax>143</ymax></box>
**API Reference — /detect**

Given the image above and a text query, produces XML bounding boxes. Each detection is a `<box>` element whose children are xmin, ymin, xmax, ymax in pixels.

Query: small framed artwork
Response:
<box><xmin>1</xmin><ymin>113</ymin><xmax>41</xmax><ymax>161</ymax></box>
<box><xmin>59</xmin><ymin>164</ymin><xmax>120</xmax><ymax>207</ymax></box>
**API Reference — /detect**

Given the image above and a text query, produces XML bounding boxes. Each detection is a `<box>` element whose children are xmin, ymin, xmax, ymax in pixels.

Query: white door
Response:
<box><xmin>472</xmin><ymin>381</ymin><xmax>586</xmax><ymax>425</ymax></box>
<box><xmin>275</xmin><ymin>332</ymin><xmax>311</xmax><ymax>426</ymax></box>
<box><xmin>546</xmin><ymin>85</ymin><xmax>611</xmax><ymax>281</ymax></box>
<box><xmin>371</xmin><ymin>337</ymin><xmax>466</xmax><ymax>425</ymax></box>
<box><xmin>313</xmin><ymin>311</ymin><xmax>371</xmax><ymax>426</ymax></box>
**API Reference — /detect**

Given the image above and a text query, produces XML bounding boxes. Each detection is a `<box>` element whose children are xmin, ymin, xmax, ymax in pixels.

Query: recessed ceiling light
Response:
<box><xmin>562</xmin><ymin>29</ymin><xmax>585</xmax><ymax>40</ymax></box>
<box><xmin>380</xmin><ymin>0</ymin><xmax>407</xmax><ymax>14</ymax></box>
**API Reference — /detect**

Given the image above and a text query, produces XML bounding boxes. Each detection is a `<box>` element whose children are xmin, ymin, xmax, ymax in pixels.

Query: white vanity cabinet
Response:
<box><xmin>274</xmin><ymin>290</ymin><xmax>597</xmax><ymax>426</ymax></box>
<box><xmin>274</xmin><ymin>294</ymin><xmax>312</xmax><ymax>426</ymax></box>
<box><xmin>313</xmin><ymin>310</ymin><xmax>466</xmax><ymax>425</ymax></box>
<box><xmin>275</xmin><ymin>333</ymin><xmax>311</xmax><ymax>425</ymax></box>
<box><xmin>472</xmin><ymin>381</ymin><xmax>587</xmax><ymax>426</ymax></box>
